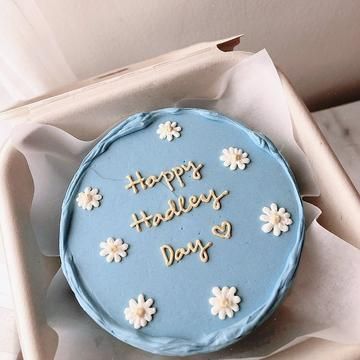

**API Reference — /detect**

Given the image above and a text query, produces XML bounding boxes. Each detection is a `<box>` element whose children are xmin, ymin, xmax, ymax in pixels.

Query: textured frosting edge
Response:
<box><xmin>59</xmin><ymin>108</ymin><xmax>305</xmax><ymax>356</ymax></box>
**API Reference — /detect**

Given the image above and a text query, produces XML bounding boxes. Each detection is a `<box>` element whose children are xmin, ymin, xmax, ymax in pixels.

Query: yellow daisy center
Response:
<box><xmin>219</xmin><ymin>298</ymin><xmax>230</xmax><ymax>308</ymax></box>
<box><xmin>110</xmin><ymin>244</ymin><xmax>119</xmax><ymax>253</ymax></box>
<box><xmin>270</xmin><ymin>214</ymin><xmax>281</xmax><ymax>224</ymax></box>
<box><xmin>235</xmin><ymin>154</ymin><xmax>242</xmax><ymax>161</ymax></box>
<box><xmin>85</xmin><ymin>194</ymin><xmax>93</xmax><ymax>202</ymax></box>
<box><xmin>136</xmin><ymin>307</ymin><xmax>146</xmax><ymax>317</ymax></box>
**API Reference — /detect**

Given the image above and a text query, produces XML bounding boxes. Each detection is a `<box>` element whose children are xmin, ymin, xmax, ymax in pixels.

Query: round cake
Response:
<box><xmin>60</xmin><ymin>108</ymin><xmax>304</xmax><ymax>356</ymax></box>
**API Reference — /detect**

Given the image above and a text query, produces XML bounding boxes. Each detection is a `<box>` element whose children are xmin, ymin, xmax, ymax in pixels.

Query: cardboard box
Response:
<box><xmin>0</xmin><ymin>36</ymin><xmax>359</xmax><ymax>359</ymax></box>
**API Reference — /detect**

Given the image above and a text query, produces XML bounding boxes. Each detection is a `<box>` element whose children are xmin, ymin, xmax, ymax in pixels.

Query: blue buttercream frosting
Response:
<box><xmin>60</xmin><ymin>108</ymin><xmax>305</xmax><ymax>356</ymax></box>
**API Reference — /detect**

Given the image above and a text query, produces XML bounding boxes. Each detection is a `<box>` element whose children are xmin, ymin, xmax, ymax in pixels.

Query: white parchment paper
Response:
<box><xmin>8</xmin><ymin>50</ymin><xmax>360</xmax><ymax>359</ymax></box>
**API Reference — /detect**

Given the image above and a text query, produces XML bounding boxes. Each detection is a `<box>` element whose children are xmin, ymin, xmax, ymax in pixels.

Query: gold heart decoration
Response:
<box><xmin>211</xmin><ymin>221</ymin><xmax>232</xmax><ymax>239</ymax></box>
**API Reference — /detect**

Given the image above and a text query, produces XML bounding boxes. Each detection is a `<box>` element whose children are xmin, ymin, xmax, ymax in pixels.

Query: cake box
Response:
<box><xmin>0</xmin><ymin>36</ymin><xmax>359</xmax><ymax>359</ymax></box>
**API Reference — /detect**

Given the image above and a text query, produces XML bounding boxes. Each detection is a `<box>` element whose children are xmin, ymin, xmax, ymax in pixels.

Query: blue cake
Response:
<box><xmin>60</xmin><ymin>108</ymin><xmax>304</xmax><ymax>356</ymax></box>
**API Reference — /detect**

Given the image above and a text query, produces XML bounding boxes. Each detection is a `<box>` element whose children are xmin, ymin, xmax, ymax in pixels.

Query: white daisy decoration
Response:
<box><xmin>209</xmin><ymin>286</ymin><xmax>241</xmax><ymax>320</ymax></box>
<box><xmin>99</xmin><ymin>237</ymin><xmax>129</xmax><ymax>263</ymax></box>
<box><xmin>124</xmin><ymin>294</ymin><xmax>156</xmax><ymax>329</ymax></box>
<box><xmin>156</xmin><ymin>121</ymin><xmax>182</xmax><ymax>141</ymax></box>
<box><xmin>76</xmin><ymin>186</ymin><xmax>102</xmax><ymax>210</ymax></box>
<box><xmin>260</xmin><ymin>203</ymin><xmax>293</xmax><ymax>236</ymax></box>
<box><xmin>220</xmin><ymin>147</ymin><xmax>250</xmax><ymax>170</ymax></box>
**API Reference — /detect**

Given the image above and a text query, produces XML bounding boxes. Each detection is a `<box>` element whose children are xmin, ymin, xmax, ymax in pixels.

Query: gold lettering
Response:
<box><xmin>152</xmin><ymin>213</ymin><xmax>166</xmax><ymax>227</ymax></box>
<box><xmin>178</xmin><ymin>196</ymin><xmax>188</xmax><ymax>213</ymax></box>
<box><xmin>125</xmin><ymin>161</ymin><xmax>203</xmax><ymax>194</ymax></box>
<box><xmin>188</xmin><ymin>195</ymin><xmax>199</xmax><ymax>207</ymax></box>
<box><xmin>174</xmin><ymin>247</ymin><xmax>190</xmax><ymax>262</ymax></box>
<box><xmin>181</xmin><ymin>161</ymin><xmax>204</xmax><ymax>180</ymax></box>
<box><xmin>160</xmin><ymin>245</ymin><xmax>174</xmax><ymax>266</ymax></box>
<box><xmin>161</xmin><ymin>239</ymin><xmax>213</xmax><ymax>267</ymax></box>
<box><xmin>160</xmin><ymin>171</ymin><xmax>175</xmax><ymax>191</ymax></box>
<box><xmin>145</xmin><ymin>175</ymin><xmax>159</xmax><ymax>188</ymax></box>
<box><xmin>130</xmin><ymin>189</ymin><xmax>229</xmax><ymax>231</ymax></box>
<box><xmin>168</xmin><ymin>200</ymin><xmax>181</xmax><ymax>216</ymax></box>
<box><xmin>125</xmin><ymin>171</ymin><xmax>146</xmax><ymax>193</ymax></box>
<box><xmin>130</xmin><ymin>211</ymin><xmax>153</xmax><ymax>232</ymax></box>
<box><xmin>211</xmin><ymin>190</ymin><xmax>229</xmax><ymax>210</ymax></box>
<box><xmin>164</xmin><ymin>207</ymin><xmax>175</xmax><ymax>221</ymax></box>
<box><xmin>199</xmin><ymin>240</ymin><xmax>213</xmax><ymax>262</ymax></box>
<box><xmin>172</xmin><ymin>166</ymin><xmax>185</xmax><ymax>187</ymax></box>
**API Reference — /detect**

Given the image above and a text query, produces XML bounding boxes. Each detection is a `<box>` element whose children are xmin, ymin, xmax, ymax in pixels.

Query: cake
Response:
<box><xmin>60</xmin><ymin>108</ymin><xmax>304</xmax><ymax>356</ymax></box>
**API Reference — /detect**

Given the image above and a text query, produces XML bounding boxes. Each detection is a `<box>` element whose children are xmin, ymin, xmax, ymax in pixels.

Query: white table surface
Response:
<box><xmin>0</xmin><ymin>100</ymin><xmax>359</xmax><ymax>359</ymax></box>
<box><xmin>312</xmin><ymin>101</ymin><xmax>360</xmax><ymax>192</ymax></box>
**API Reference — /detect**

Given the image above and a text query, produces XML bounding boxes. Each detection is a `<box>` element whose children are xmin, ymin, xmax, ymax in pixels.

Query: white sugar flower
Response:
<box><xmin>156</xmin><ymin>121</ymin><xmax>182</xmax><ymax>141</ymax></box>
<box><xmin>76</xmin><ymin>186</ymin><xmax>102</xmax><ymax>210</ymax></box>
<box><xmin>260</xmin><ymin>203</ymin><xmax>293</xmax><ymax>236</ymax></box>
<box><xmin>220</xmin><ymin>147</ymin><xmax>250</xmax><ymax>170</ymax></box>
<box><xmin>124</xmin><ymin>294</ymin><xmax>156</xmax><ymax>329</ymax></box>
<box><xmin>209</xmin><ymin>286</ymin><xmax>241</xmax><ymax>320</ymax></box>
<box><xmin>99</xmin><ymin>237</ymin><xmax>129</xmax><ymax>263</ymax></box>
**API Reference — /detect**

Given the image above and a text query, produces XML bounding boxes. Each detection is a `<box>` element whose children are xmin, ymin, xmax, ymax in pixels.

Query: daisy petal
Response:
<box><xmin>270</xmin><ymin>203</ymin><xmax>278</xmax><ymax>211</ymax></box>
<box><xmin>273</xmin><ymin>225</ymin><xmax>281</xmax><ymax>236</ymax></box>
<box><xmin>148</xmin><ymin>307</ymin><xmax>156</xmax><ymax>315</ymax></box>
<box><xmin>209</xmin><ymin>297</ymin><xmax>216</xmax><ymax>305</ymax></box>
<box><xmin>129</xmin><ymin>299</ymin><xmax>137</xmax><ymax>309</ymax></box>
<box><xmin>90</xmin><ymin>188</ymin><xmax>98</xmax><ymax>195</ymax></box>
<box><xmin>262</xmin><ymin>223</ymin><xmax>273</xmax><ymax>233</ymax></box>
<box><xmin>140</xmin><ymin>318</ymin><xmax>147</xmax><ymax>327</ymax></box>
<box><xmin>279</xmin><ymin>224</ymin><xmax>289</xmax><ymax>232</ymax></box>
<box><xmin>221</xmin><ymin>287</ymin><xmax>229</xmax><ymax>296</ymax></box>
<box><xmin>226</xmin><ymin>308</ymin><xmax>233</xmax><ymax>318</ymax></box>
<box><xmin>229</xmin><ymin>287</ymin><xmax>236</xmax><ymax>296</ymax></box>
<box><xmin>99</xmin><ymin>249</ymin><xmax>108</xmax><ymax>256</ymax></box>
<box><xmin>134</xmin><ymin>319</ymin><xmax>141</xmax><ymax>329</ymax></box>
<box><xmin>138</xmin><ymin>294</ymin><xmax>145</xmax><ymax>305</ymax></box>
<box><xmin>212</xmin><ymin>287</ymin><xmax>221</xmax><ymax>296</ymax></box>
<box><xmin>211</xmin><ymin>306</ymin><xmax>219</xmax><ymax>315</ymax></box>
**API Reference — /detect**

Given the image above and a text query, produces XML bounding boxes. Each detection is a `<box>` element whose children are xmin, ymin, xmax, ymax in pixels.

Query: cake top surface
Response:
<box><xmin>60</xmin><ymin>108</ymin><xmax>304</xmax><ymax>356</ymax></box>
